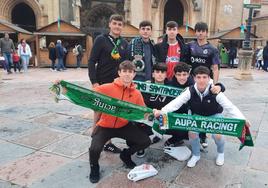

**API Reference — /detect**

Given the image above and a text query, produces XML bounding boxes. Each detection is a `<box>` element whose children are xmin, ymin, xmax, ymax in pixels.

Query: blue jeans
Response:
<box><xmin>51</xmin><ymin>59</ymin><xmax>56</xmax><ymax>70</ymax></box>
<box><xmin>57</xmin><ymin>58</ymin><xmax>65</xmax><ymax>70</ymax></box>
<box><xmin>189</xmin><ymin>114</ymin><xmax>225</xmax><ymax>156</ymax></box>
<box><xmin>21</xmin><ymin>55</ymin><xmax>30</xmax><ymax>72</ymax></box>
<box><xmin>76</xmin><ymin>56</ymin><xmax>82</xmax><ymax>68</ymax></box>
<box><xmin>263</xmin><ymin>59</ymin><xmax>268</xmax><ymax>71</ymax></box>
<box><xmin>3</xmin><ymin>52</ymin><xmax>13</xmax><ymax>72</ymax></box>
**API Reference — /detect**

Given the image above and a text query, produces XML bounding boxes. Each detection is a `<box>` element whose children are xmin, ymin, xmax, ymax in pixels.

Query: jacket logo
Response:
<box><xmin>203</xmin><ymin>49</ymin><xmax>208</xmax><ymax>54</ymax></box>
<box><xmin>191</xmin><ymin>57</ymin><xmax>206</xmax><ymax>64</ymax></box>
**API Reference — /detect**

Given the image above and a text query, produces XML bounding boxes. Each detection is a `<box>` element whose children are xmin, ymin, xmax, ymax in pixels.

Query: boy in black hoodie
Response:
<box><xmin>135</xmin><ymin>63</ymin><xmax>171</xmax><ymax>157</ymax></box>
<box><xmin>136</xmin><ymin>63</ymin><xmax>187</xmax><ymax>157</ymax></box>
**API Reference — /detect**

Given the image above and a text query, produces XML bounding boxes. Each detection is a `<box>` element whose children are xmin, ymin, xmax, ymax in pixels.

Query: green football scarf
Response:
<box><xmin>133</xmin><ymin>80</ymin><xmax>183</xmax><ymax>97</ymax></box>
<box><xmin>50</xmin><ymin>81</ymin><xmax>253</xmax><ymax>150</ymax></box>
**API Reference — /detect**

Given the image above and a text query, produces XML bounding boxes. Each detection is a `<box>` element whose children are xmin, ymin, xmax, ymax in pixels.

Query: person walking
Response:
<box><xmin>228</xmin><ymin>44</ymin><xmax>237</xmax><ymax>68</ymax></box>
<box><xmin>48</xmin><ymin>42</ymin><xmax>57</xmax><ymax>71</ymax></box>
<box><xmin>75</xmin><ymin>44</ymin><xmax>83</xmax><ymax>69</ymax></box>
<box><xmin>0</xmin><ymin>33</ymin><xmax>15</xmax><ymax>74</ymax></box>
<box><xmin>55</xmin><ymin>40</ymin><xmax>66</xmax><ymax>71</ymax></box>
<box><xmin>18</xmin><ymin>39</ymin><xmax>32</xmax><ymax>73</ymax></box>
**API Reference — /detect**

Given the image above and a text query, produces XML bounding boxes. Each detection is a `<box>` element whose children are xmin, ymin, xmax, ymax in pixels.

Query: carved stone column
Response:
<box><xmin>234</xmin><ymin>49</ymin><xmax>253</xmax><ymax>80</ymax></box>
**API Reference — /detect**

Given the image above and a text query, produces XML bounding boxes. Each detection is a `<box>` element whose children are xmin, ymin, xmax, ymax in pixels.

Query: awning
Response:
<box><xmin>0</xmin><ymin>19</ymin><xmax>32</xmax><ymax>34</ymax></box>
<box><xmin>33</xmin><ymin>32</ymin><xmax>86</xmax><ymax>37</ymax></box>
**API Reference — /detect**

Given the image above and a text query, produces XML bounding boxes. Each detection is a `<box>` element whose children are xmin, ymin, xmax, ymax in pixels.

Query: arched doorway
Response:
<box><xmin>11</xmin><ymin>3</ymin><xmax>36</xmax><ymax>32</ymax></box>
<box><xmin>164</xmin><ymin>0</ymin><xmax>184</xmax><ymax>31</ymax></box>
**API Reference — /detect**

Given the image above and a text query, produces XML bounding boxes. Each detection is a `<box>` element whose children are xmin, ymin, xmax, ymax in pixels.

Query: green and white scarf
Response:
<box><xmin>50</xmin><ymin>81</ymin><xmax>253</xmax><ymax>150</ymax></box>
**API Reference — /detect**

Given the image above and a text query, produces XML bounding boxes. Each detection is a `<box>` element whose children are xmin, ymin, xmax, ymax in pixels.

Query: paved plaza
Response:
<box><xmin>0</xmin><ymin>68</ymin><xmax>267</xmax><ymax>188</ymax></box>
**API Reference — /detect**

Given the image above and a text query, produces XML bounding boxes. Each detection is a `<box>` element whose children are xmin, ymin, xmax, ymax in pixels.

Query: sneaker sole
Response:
<box><xmin>187</xmin><ymin>158</ymin><xmax>200</xmax><ymax>168</ymax></box>
<box><xmin>136</xmin><ymin>153</ymin><xmax>145</xmax><ymax>158</ymax></box>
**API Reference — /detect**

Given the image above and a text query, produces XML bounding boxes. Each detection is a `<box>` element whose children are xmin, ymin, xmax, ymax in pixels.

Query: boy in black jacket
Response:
<box><xmin>88</xmin><ymin>14</ymin><xmax>129</xmax><ymax>153</ymax></box>
<box><xmin>154</xmin><ymin>21</ymin><xmax>189</xmax><ymax>80</ymax></box>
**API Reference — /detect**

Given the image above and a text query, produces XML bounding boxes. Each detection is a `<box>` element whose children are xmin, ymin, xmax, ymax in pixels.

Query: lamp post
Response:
<box><xmin>235</xmin><ymin>2</ymin><xmax>261</xmax><ymax>80</ymax></box>
<box><xmin>242</xmin><ymin>7</ymin><xmax>254</xmax><ymax>49</ymax></box>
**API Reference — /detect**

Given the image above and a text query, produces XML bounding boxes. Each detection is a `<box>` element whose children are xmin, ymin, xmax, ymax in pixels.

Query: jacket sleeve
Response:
<box><xmin>11</xmin><ymin>40</ymin><xmax>15</xmax><ymax>52</ymax></box>
<box><xmin>216</xmin><ymin>93</ymin><xmax>245</xmax><ymax>119</ymax></box>
<box><xmin>181</xmin><ymin>43</ymin><xmax>191</xmax><ymax>64</ymax></box>
<box><xmin>161</xmin><ymin>87</ymin><xmax>191</xmax><ymax>113</ymax></box>
<box><xmin>27</xmin><ymin>44</ymin><xmax>32</xmax><ymax>57</ymax></box>
<box><xmin>88</xmin><ymin>36</ymin><xmax>103</xmax><ymax>84</ymax></box>
<box><xmin>136</xmin><ymin>91</ymin><xmax>146</xmax><ymax>107</ymax></box>
<box><xmin>17</xmin><ymin>44</ymin><xmax>21</xmax><ymax>56</ymax></box>
<box><xmin>128</xmin><ymin>39</ymin><xmax>134</xmax><ymax>61</ymax></box>
<box><xmin>154</xmin><ymin>43</ymin><xmax>161</xmax><ymax>63</ymax></box>
<box><xmin>215</xmin><ymin>82</ymin><xmax>225</xmax><ymax>92</ymax></box>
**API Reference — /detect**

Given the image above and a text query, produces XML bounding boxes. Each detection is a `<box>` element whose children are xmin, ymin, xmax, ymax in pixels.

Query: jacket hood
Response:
<box><xmin>113</xmin><ymin>78</ymin><xmax>136</xmax><ymax>90</ymax></box>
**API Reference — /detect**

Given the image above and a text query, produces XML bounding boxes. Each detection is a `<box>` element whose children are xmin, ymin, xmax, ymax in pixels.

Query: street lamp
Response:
<box><xmin>242</xmin><ymin>0</ymin><xmax>261</xmax><ymax>50</ymax></box>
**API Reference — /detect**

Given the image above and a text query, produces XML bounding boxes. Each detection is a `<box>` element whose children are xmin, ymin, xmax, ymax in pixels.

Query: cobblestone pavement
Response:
<box><xmin>0</xmin><ymin>68</ymin><xmax>268</xmax><ymax>188</ymax></box>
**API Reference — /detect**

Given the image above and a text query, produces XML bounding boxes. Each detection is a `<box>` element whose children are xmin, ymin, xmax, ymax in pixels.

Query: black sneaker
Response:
<box><xmin>136</xmin><ymin>150</ymin><xmax>145</xmax><ymax>158</ymax></box>
<box><xmin>103</xmin><ymin>143</ymin><xmax>122</xmax><ymax>153</ymax></box>
<box><xmin>164</xmin><ymin>138</ymin><xmax>184</xmax><ymax>147</ymax></box>
<box><xmin>89</xmin><ymin>164</ymin><xmax>100</xmax><ymax>183</ymax></box>
<box><xmin>120</xmin><ymin>149</ymin><xmax>136</xmax><ymax>169</ymax></box>
<box><xmin>151</xmin><ymin>136</ymin><xmax>161</xmax><ymax>144</ymax></box>
<box><xmin>200</xmin><ymin>137</ymin><xmax>208</xmax><ymax>148</ymax></box>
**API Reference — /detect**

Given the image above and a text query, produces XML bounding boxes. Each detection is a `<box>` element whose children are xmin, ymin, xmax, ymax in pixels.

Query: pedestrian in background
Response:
<box><xmin>12</xmin><ymin>49</ymin><xmax>21</xmax><ymax>73</ymax></box>
<box><xmin>0</xmin><ymin>33</ymin><xmax>15</xmax><ymax>74</ymax></box>
<box><xmin>18</xmin><ymin>39</ymin><xmax>32</xmax><ymax>73</ymax></box>
<box><xmin>55</xmin><ymin>40</ymin><xmax>66</xmax><ymax>71</ymax></box>
<box><xmin>228</xmin><ymin>44</ymin><xmax>237</xmax><ymax>68</ymax></box>
<box><xmin>48</xmin><ymin>42</ymin><xmax>56</xmax><ymax>71</ymax></box>
<box><xmin>75</xmin><ymin>44</ymin><xmax>83</xmax><ymax>69</ymax></box>
<box><xmin>262</xmin><ymin>41</ymin><xmax>268</xmax><ymax>72</ymax></box>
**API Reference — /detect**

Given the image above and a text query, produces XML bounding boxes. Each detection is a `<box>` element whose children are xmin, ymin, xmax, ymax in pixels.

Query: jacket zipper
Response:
<box><xmin>113</xmin><ymin>86</ymin><xmax>127</xmax><ymax>128</ymax></box>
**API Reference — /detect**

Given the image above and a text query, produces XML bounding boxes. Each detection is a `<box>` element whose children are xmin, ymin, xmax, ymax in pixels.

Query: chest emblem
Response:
<box><xmin>203</xmin><ymin>49</ymin><xmax>208</xmax><ymax>54</ymax></box>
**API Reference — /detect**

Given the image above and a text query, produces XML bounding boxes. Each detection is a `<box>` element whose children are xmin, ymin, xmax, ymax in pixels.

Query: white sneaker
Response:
<box><xmin>216</xmin><ymin>153</ymin><xmax>224</xmax><ymax>166</ymax></box>
<box><xmin>187</xmin><ymin>155</ymin><xmax>200</xmax><ymax>168</ymax></box>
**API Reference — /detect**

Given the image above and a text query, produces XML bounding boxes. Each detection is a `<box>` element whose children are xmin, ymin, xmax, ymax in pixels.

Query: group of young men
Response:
<box><xmin>87</xmin><ymin>14</ymin><xmax>250</xmax><ymax>183</ymax></box>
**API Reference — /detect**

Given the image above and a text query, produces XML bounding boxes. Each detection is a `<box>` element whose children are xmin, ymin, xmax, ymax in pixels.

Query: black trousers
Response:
<box><xmin>166</xmin><ymin>129</ymin><xmax>189</xmax><ymax>141</ymax></box>
<box><xmin>89</xmin><ymin>122</ymin><xmax>151</xmax><ymax>165</ymax></box>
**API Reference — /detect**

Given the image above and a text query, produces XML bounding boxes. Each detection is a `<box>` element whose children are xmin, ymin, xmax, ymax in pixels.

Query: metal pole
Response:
<box><xmin>242</xmin><ymin>7</ymin><xmax>253</xmax><ymax>49</ymax></box>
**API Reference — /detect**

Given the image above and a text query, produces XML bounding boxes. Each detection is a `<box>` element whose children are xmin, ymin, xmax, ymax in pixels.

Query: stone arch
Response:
<box><xmin>0</xmin><ymin>0</ymin><xmax>42</xmax><ymax>29</ymax></box>
<box><xmin>12</xmin><ymin>3</ymin><xmax>36</xmax><ymax>32</ymax></box>
<box><xmin>159</xmin><ymin>0</ymin><xmax>191</xmax><ymax>33</ymax></box>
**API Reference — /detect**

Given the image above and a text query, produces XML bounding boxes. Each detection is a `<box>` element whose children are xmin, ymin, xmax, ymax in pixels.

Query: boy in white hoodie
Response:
<box><xmin>153</xmin><ymin>66</ymin><xmax>250</xmax><ymax>168</ymax></box>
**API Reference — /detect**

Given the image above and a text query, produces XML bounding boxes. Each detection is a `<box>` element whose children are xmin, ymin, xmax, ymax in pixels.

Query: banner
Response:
<box><xmin>50</xmin><ymin>80</ymin><xmax>152</xmax><ymax>121</ymax></box>
<box><xmin>50</xmin><ymin>81</ymin><xmax>253</xmax><ymax>150</ymax></box>
<box><xmin>159</xmin><ymin>113</ymin><xmax>245</xmax><ymax>137</ymax></box>
<box><xmin>134</xmin><ymin>80</ymin><xmax>183</xmax><ymax>98</ymax></box>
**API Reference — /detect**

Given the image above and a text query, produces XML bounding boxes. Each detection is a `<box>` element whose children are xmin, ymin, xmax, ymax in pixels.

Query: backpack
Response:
<box><xmin>72</xmin><ymin>46</ymin><xmax>79</xmax><ymax>56</ymax></box>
